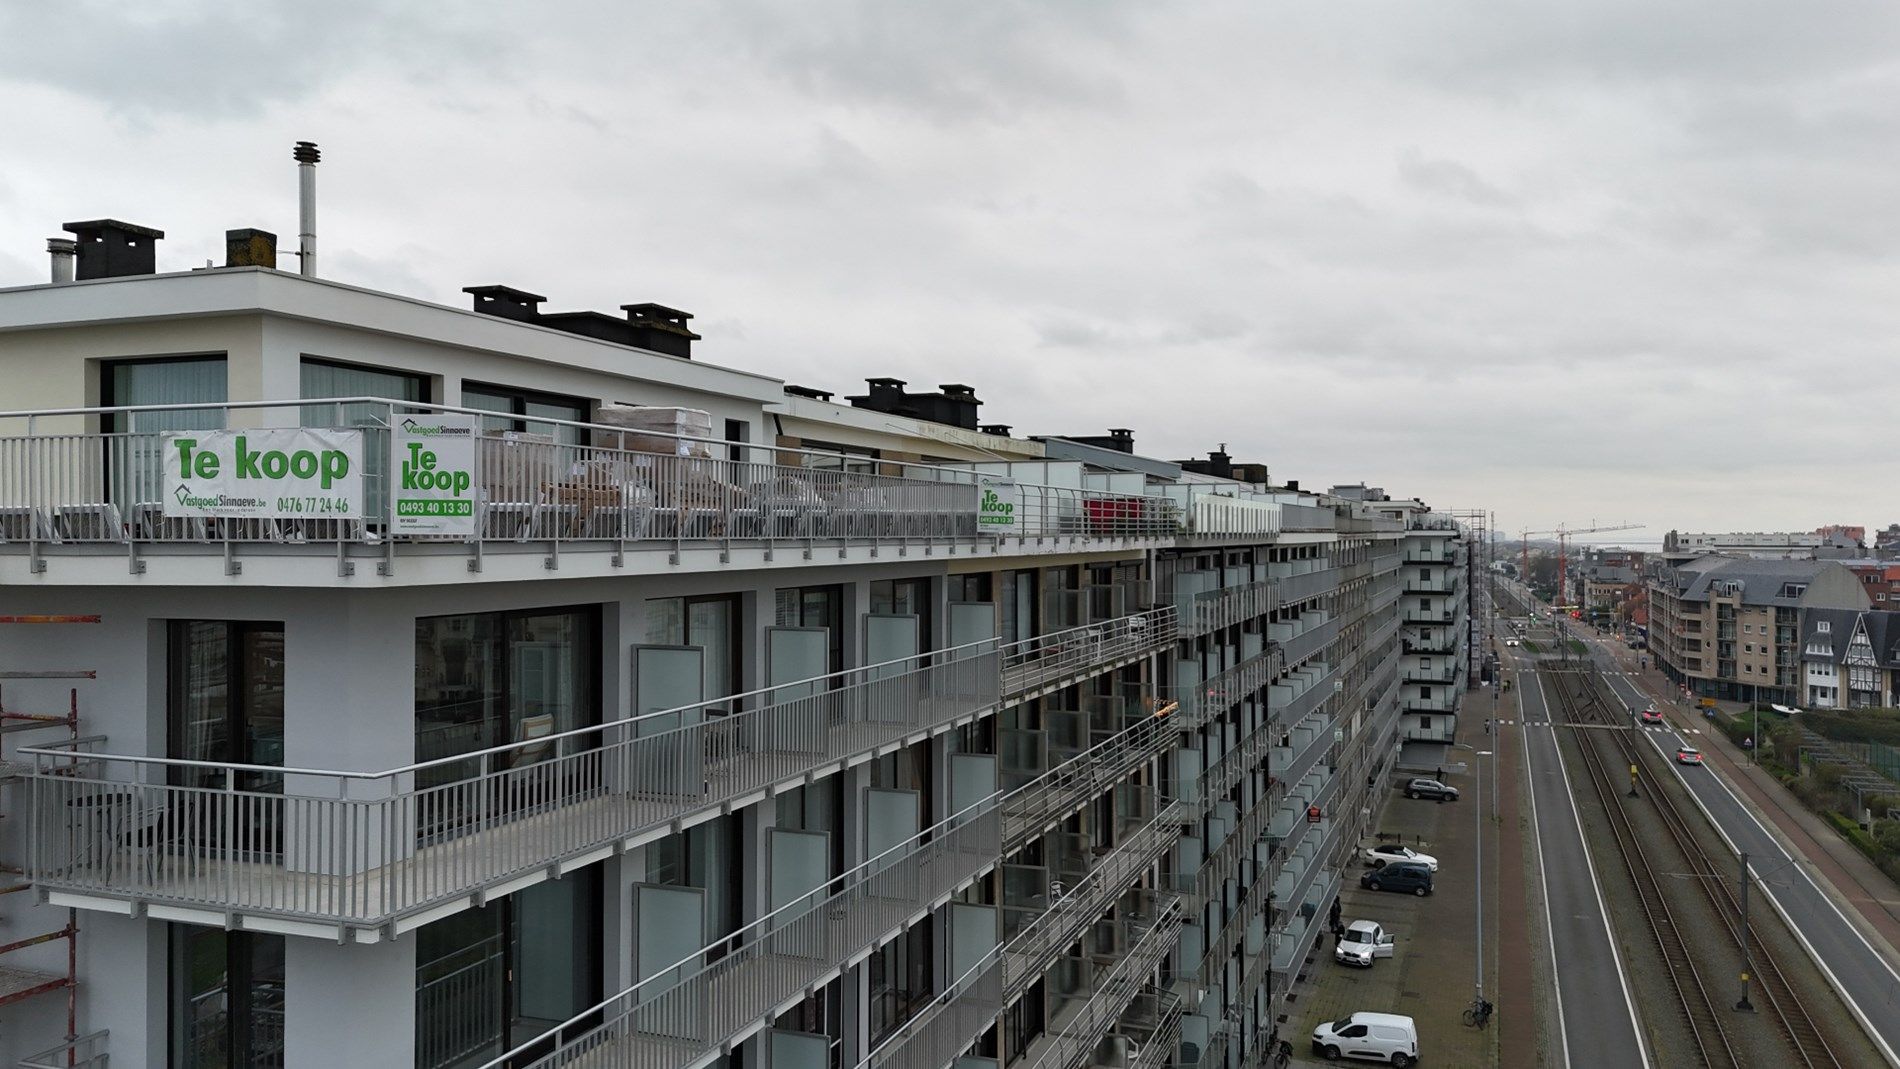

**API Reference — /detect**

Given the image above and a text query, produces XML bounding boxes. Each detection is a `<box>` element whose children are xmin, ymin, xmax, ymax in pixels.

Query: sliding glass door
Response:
<box><xmin>170</xmin><ymin>927</ymin><xmax>285</xmax><ymax>1068</ymax></box>
<box><xmin>415</xmin><ymin>872</ymin><xmax>602</xmax><ymax>1069</ymax></box>
<box><xmin>414</xmin><ymin>606</ymin><xmax>600</xmax><ymax>838</ymax></box>
<box><xmin>169</xmin><ymin>621</ymin><xmax>285</xmax><ymax>858</ymax></box>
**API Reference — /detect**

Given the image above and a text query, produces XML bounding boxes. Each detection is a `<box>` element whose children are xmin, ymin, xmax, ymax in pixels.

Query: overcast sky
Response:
<box><xmin>3</xmin><ymin>2</ymin><xmax>1896</xmax><ymax>538</ymax></box>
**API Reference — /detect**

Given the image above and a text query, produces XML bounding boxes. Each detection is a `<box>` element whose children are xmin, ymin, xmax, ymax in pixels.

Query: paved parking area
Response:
<box><xmin>1280</xmin><ymin>702</ymin><xmax>1501</xmax><ymax>1066</ymax></box>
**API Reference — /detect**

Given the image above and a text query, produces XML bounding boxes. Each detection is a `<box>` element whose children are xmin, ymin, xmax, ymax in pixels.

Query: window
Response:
<box><xmin>947</xmin><ymin>574</ymin><xmax>992</xmax><ymax>605</ymax></box>
<box><xmin>869</xmin><ymin>923</ymin><xmax>933</xmax><ymax>1042</ymax></box>
<box><xmin>414</xmin><ymin>607</ymin><xmax>599</xmax><ymax>799</ymax></box>
<box><xmin>871</xmin><ymin>577</ymin><xmax>933</xmax><ymax>651</ymax></box>
<box><xmin>462</xmin><ymin>382</ymin><xmax>588</xmax><ymax>446</ymax></box>
<box><xmin>646</xmin><ymin>594</ymin><xmax>743</xmax><ymax>706</ymax></box>
<box><xmin>169</xmin><ymin>621</ymin><xmax>285</xmax><ymax>797</ymax></box>
<box><xmin>1420</xmin><ymin>716</ymin><xmax>1432</xmax><ymax>730</ymax></box>
<box><xmin>777</xmin><ymin>585</ymin><xmax>846</xmax><ymax>673</ymax></box>
<box><xmin>170</xmin><ymin>926</ymin><xmax>284</xmax><ymax>1068</ymax></box>
<box><xmin>646</xmin><ymin>815</ymin><xmax>743</xmax><ymax>954</ymax></box>
<box><xmin>1818</xmin><ymin>620</ymin><xmax>1833</xmax><ymax>634</ymax></box>
<box><xmin>999</xmin><ymin>570</ymin><xmax>1039</xmax><ymax>646</ymax></box>
<box><xmin>414</xmin><ymin>871</ymin><xmax>602</xmax><ymax>1069</ymax></box>
<box><xmin>1420</xmin><ymin>686</ymin><xmax>1432</xmax><ymax>699</ymax></box>
<box><xmin>102</xmin><ymin>356</ymin><xmax>228</xmax><ymax>508</ymax></box>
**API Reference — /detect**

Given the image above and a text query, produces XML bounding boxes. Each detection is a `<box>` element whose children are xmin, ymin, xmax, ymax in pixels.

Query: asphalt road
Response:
<box><xmin>1585</xmin><ymin>642</ymin><xmax>1900</xmax><ymax>1066</ymax></box>
<box><xmin>1514</xmin><ymin>659</ymin><xmax>1650</xmax><ymax>1069</ymax></box>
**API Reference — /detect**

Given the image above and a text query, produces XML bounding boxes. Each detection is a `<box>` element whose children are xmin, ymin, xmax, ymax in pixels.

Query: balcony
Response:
<box><xmin>1275</xmin><ymin>615</ymin><xmax>1341</xmax><ymax>668</ymax></box>
<box><xmin>482</xmin><ymin>708</ymin><xmax>1182</xmax><ymax>1069</ymax></box>
<box><xmin>1018</xmin><ymin>896</ymin><xmax>1184</xmax><ymax>1069</ymax></box>
<box><xmin>26</xmin><ymin>611</ymin><xmax>1175</xmax><ymax>939</ymax></box>
<box><xmin>1401</xmin><ymin>609</ymin><xmax>1456</xmax><ymax>625</ymax></box>
<box><xmin>1001</xmin><ymin>803</ymin><xmax>1184</xmax><ymax>997</ymax></box>
<box><xmin>1401</xmin><ymin>572</ymin><xmax>1463</xmax><ymax>595</ymax></box>
<box><xmin>1401</xmin><ymin>665</ymin><xmax>1459</xmax><ymax>686</ymax></box>
<box><xmin>0</xmin><ymin>399</ymin><xmax>1179</xmax><ymax>582</ymax></box>
<box><xmin>1003</xmin><ymin>710</ymin><xmax>1180</xmax><ymax>851</ymax></box>
<box><xmin>1272</xmin><ymin>566</ymin><xmax>1338</xmax><ymax>606</ymax></box>
<box><xmin>1404</xmin><ymin>692</ymin><xmax>1457</xmax><ymax>713</ymax></box>
<box><xmin>1268</xmin><ymin>661</ymin><xmax>1340</xmax><ymax>729</ymax></box>
<box><xmin>1178</xmin><ymin>578</ymin><xmax>1278</xmax><ymax>637</ymax></box>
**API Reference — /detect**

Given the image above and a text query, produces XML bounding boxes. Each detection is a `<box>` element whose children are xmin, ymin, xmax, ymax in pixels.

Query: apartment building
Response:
<box><xmin>1662</xmin><ymin>529</ymin><xmax>1865</xmax><ymax>561</ymax></box>
<box><xmin>1799</xmin><ymin>609</ymin><xmax>1900</xmax><ymax>709</ymax></box>
<box><xmin>1390</xmin><ymin>513</ymin><xmax>1466</xmax><ymax>744</ymax></box>
<box><xmin>1647</xmin><ymin>557</ymin><xmax>1869</xmax><ymax>703</ymax></box>
<box><xmin>0</xmin><ymin>217</ymin><xmax>1451</xmax><ymax>1069</ymax></box>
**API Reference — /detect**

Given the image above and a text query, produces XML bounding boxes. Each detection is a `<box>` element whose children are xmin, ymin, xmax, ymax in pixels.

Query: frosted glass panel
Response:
<box><xmin>635</xmin><ymin>883</ymin><xmax>705</xmax><ymax>987</ymax></box>
<box><xmin>948</xmin><ymin>602</ymin><xmax>998</xmax><ymax>650</ymax></box>
<box><xmin>948</xmin><ymin>754</ymin><xmax>997</xmax><ymax>818</ymax></box>
<box><xmin>949</xmin><ymin>903</ymin><xmax>998</xmax><ymax>982</ymax></box>
<box><xmin>772</xmin><ymin>1031</ymin><xmax>831</xmax><ymax>1069</ymax></box>
<box><xmin>865</xmin><ymin>788</ymin><xmax>920</xmax><ymax>861</ymax></box>
<box><xmin>767</xmin><ymin>627</ymin><xmax>828</xmax><ymax>700</ymax></box>
<box><xmin>632</xmin><ymin>646</ymin><xmax>705</xmax><ymax>731</ymax></box>
<box><xmin>768</xmin><ymin>829</ymin><xmax>831</xmax><ymax>914</ymax></box>
<box><xmin>863</xmin><ymin>614</ymin><xmax>920</xmax><ymax>681</ymax></box>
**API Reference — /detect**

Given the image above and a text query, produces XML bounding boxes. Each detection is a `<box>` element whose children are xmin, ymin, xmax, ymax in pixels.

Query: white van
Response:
<box><xmin>1311</xmin><ymin>1011</ymin><xmax>1420</xmax><ymax>1065</ymax></box>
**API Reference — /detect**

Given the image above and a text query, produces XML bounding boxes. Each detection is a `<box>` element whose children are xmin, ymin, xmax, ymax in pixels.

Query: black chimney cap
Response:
<box><xmin>293</xmin><ymin>141</ymin><xmax>321</xmax><ymax>164</ymax></box>
<box><xmin>786</xmin><ymin>385</ymin><xmax>835</xmax><ymax>402</ymax></box>
<box><xmin>621</xmin><ymin>302</ymin><xmax>703</xmax><ymax>340</ymax></box>
<box><xmin>464</xmin><ymin>284</ymin><xmax>547</xmax><ymax>303</ymax></box>
<box><xmin>865</xmin><ymin>377</ymin><xmax>907</xmax><ymax>388</ymax></box>
<box><xmin>981</xmin><ymin>424</ymin><xmax>1013</xmax><ymax>436</ymax></box>
<box><xmin>63</xmin><ymin>219</ymin><xmax>165</xmax><ymax>240</ymax></box>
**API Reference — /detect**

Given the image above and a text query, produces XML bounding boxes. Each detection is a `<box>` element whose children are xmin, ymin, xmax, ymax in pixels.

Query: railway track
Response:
<box><xmin>1549</xmin><ymin>668</ymin><xmax>1740</xmax><ymax>1068</ymax></box>
<box><xmin>1548</xmin><ymin>667</ymin><xmax>1847</xmax><ymax>1069</ymax></box>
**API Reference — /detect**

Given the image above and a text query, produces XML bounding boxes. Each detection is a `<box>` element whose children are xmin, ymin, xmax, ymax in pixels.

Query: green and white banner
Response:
<box><xmin>392</xmin><ymin>414</ymin><xmax>479</xmax><ymax>535</ymax></box>
<box><xmin>978</xmin><ymin>476</ymin><xmax>1018</xmax><ymax>534</ymax></box>
<box><xmin>164</xmin><ymin>429</ymin><xmax>364</xmax><ymax>519</ymax></box>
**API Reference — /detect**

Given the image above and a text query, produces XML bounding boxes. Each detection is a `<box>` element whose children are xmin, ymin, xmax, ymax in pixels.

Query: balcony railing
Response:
<box><xmin>1002</xmin><ymin>803</ymin><xmax>1184</xmax><ymax>999</ymax></box>
<box><xmin>1181</xmin><ymin>579</ymin><xmax>1278</xmax><ymax>637</ymax></box>
<box><xmin>484</xmin><ymin>708</ymin><xmax>1180</xmax><ymax>1069</ymax></box>
<box><xmin>861</xmin><ymin>950</ymin><xmax>1005</xmax><ymax>1069</ymax></box>
<box><xmin>0</xmin><ymin>398</ymin><xmax>1178</xmax><ymax>576</ymax></box>
<box><xmin>1024</xmin><ymin>896</ymin><xmax>1184</xmax><ymax>1069</ymax></box>
<box><xmin>1401</xmin><ymin>574</ymin><xmax>1462</xmax><ymax>594</ymax></box>
<box><xmin>1003</xmin><ymin>708</ymin><xmax>1179</xmax><ymax>850</ymax></box>
<box><xmin>26</xmin><ymin>610</ymin><xmax>1174</xmax><ymax>937</ymax></box>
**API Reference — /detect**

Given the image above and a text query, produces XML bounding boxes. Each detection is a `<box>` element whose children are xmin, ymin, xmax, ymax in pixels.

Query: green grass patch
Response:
<box><xmin>1520</xmin><ymin>640</ymin><xmax>1543</xmax><ymax>653</ymax></box>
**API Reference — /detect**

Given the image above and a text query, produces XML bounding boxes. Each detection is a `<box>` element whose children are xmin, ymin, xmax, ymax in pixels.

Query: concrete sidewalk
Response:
<box><xmin>1281</xmin><ymin>691</ymin><xmax>1502</xmax><ymax>1066</ymax></box>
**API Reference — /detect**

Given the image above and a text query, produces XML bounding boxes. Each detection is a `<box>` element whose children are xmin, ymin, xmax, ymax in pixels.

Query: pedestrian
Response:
<box><xmin>1436</xmin><ymin>765</ymin><xmax>1444</xmax><ymax>781</ymax></box>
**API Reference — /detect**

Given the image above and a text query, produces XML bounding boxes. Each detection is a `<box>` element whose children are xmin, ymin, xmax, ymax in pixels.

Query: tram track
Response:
<box><xmin>1548</xmin><ymin>666</ymin><xmax>1847</xmax><ymax>1069</ymax></box>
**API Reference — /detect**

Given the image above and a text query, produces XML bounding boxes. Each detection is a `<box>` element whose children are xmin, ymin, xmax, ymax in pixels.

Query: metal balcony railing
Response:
<box><xmin>26</xmin><ymin>610</ymin><xmax>1174</xmax><ymax>937</ymax></box>
<box><xmin>0</xmin><ymin>398</ymin><xmax>1179</xmax><ymax>575</ymax></box>
<box><xmin>1002</xmin><ymin>805</ymin><xmax>1184</xmax><ymax>999</ymax></box>
<box><xmin>1400</xmin><ymin>609</ymin><xmax>1455</xmax><ymax>624</ymax></box>
<box><xmin>1400</xmin><ymin>574</ymin><xmax>1463</xmax><ymax>594</ymax></box>
<box><xmin>1125</xmin><ymin>993</ymin><xmax>1186</xmax><ymax>1069</ymax></box>
<box><xmin>1404</xmin><ymin>693</ymin><xmax>1458</xmax><ymax>713</ymax></box>
<box><xmin>1003</xmin><ymin>708</ymin><xmax>1179</xmax><ymax>851</ymax></box>
<box><xmin>860</xmin><ymin>950</ymin><xmax>1005</xmax><ymax>1069</ymax></box>
<box><xmin>484</xmin><ymin>709</ymin><xmax>1180</xmax><ymax>1069</ymax></box>
<box><xmin>1179</xmin><ymin>579</ymin><xmax>1278</xmax><ymax>637</ymax></box>
<box><xmin>1024</xmin><ymin>897</ymin><xmax>1184</xmax><ymax>1069</ymax></box>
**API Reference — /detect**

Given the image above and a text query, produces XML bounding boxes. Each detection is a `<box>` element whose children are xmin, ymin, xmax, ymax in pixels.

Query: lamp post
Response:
<box><xmin>1737</xmin><ymin>850</ymin><xmax>1754</xmax><ymax>1011</ymax></box>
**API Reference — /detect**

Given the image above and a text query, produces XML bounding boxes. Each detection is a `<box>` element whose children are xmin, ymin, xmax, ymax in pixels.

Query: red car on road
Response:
<box><xmin>1639</xmin><ymin>706</ymin><xmax>1664</xmax><ymax>725</ymax></box>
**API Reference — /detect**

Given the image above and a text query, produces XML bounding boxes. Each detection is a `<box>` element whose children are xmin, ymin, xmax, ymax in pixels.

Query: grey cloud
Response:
<box><xmin>1397</xmin><ymin>149</ymin><xmax>1515</xmax><ymax>207</ymax></box>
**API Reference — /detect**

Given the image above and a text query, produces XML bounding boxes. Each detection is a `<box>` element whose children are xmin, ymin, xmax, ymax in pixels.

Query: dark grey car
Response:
<box><xmin>1360</xmin><ymin>860</ymin><xmax>1434</xmax><ymax>897</ymax></box>
<box><xmin>1404</xmin><ymin>778</ymin><xmax>1458</xmax><ymax>802</ymax></box>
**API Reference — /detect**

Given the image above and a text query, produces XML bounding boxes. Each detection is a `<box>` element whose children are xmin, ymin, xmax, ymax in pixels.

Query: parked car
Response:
<box><xmin>1311</xmin><ymin>1011</ymin><xmax>1420</xmax><ymax>1066</ymax></box>
<box><xmin>1333</xmin><ymin>920</ymin><xmax>1397</xmax><ymax>967</ymax></box>
<box><xmin>1639</xmin><ymin>707</ymin><xmax>1664</xmax><ymax>725</ymax></box>
<box><xmin>1676</xmin><ymin>747</ymin><xmax>1704</xmax><ymax>766</ymax></box>
<box><xmin>1404</xmin><ymin>778</ymin><xmax>1458</xmax><ymax>802</ymax></box>
<box><xmin>1364</xmin><ymin>844</ymin><xmax>1438</xmax><ymax>871</ymax></box>
<box><xmin>1360</xmin><ymin>861</ymin><xmax>1434</xmax><ymax>896</ymax></box>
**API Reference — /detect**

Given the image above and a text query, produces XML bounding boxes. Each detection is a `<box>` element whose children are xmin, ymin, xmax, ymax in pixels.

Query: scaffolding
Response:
<box><xmin>0</xmin><ymin>614</ymin><xmax>97</xmax><ymax>1064</ymax></box>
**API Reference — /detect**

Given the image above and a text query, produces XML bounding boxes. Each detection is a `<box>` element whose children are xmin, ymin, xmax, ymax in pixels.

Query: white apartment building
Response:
<box><xmin>0</xmin><ymin>218</ymin><xmax>1458</xmax><ymax>1069</ymax></box>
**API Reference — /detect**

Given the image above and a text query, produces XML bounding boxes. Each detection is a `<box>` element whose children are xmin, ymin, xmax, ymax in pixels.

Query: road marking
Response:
<box><xmin>1519</xmin><ymin>674</ymin><xmax>1572</xmax><ymax>1069</ymax></box>
<box><xmin>1599</xmin><ymin>669</ymin><xmax>1900</xmax><ymax>1067</ymax></box>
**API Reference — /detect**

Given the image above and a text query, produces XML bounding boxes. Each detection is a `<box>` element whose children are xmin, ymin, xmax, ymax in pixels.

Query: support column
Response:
<box><xmin>284</xmin><ymin>933</ymin><xmax>416</xmax><ymax>1068</ymax></box>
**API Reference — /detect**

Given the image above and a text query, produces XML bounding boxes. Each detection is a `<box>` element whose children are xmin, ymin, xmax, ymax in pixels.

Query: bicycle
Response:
<box><xmin>1269</xmin><ymin>1038</ymin><xmax>1293</xmax><ymax>1069</ymax></box>
<box><xmin>1462</xmin><ymin>997</ymin><xmax>1494</xmax><ymax>1029</ymax></box>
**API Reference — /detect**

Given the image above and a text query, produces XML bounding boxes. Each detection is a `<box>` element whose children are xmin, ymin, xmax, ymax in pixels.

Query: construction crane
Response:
<box><xmin>1519</xmin><ymin>522</ymin><xmax>1644</xmax><ymax>613</ymax></box>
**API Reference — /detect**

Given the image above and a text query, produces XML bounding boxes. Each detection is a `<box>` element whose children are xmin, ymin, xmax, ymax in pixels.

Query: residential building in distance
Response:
<box><xmin>1840</xmin><ymin>561</ymin><xmax>1900</xmax><ymax>609</ymax></box>
<box><xmin>1647</xmin><ymin>557</ymin><xmax>1870</xmax><ymax>703</ymax></box>
<box><xmin>1662</xmin><ymin>528</ymin><xmax>1867</xmax><ymax>561</ymax></box>
<box><xmin>1800</xmin><ymin>609</ymin><xmax>1900</xmax><ymax>709</ymax></box>
<box><xmin>0</xmin><ymin>208</ymin><xmax>1463</xmax><ymax>1068</ymax></box>
<box><xmin>1569</xmin><ymin>546</ymin><xmax>1647</xmax><ymax>621</ymax></box>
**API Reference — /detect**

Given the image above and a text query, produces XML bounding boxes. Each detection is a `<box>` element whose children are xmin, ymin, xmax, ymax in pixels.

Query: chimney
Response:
<box><xmin>621</xmin><ymin>303</ymin><xmax>701</xmax><ymax>359</ymax></box>
<box><xmin>225</xmin><ymin>229</ymin><xmax>278</xmax><ymax>269</ymax></box>
<box><xmin>1286</xmin><ymin>479</ymin><xmax>1300</xmax><ymax>492</ymax></box>
<box><xmin>62</xmin><ymin>220</ymin><xmax>164</xmax><ymax>279</ymax></box>
<box><xmin>981</xmin><ymin>423</ymin><xmax>1012</xmax><ymax>437</ymax></box>
<box><xmin>47</xmin><ymin>238</ymin><xmax>76</xmax><ymax>283</ymax></box>
<box><xmin>1108</xmin><ymin>428</ymin><xmax>1134</xmax><ymax>454</ymax></box>
<box><xmin>293</xmin><ymin>140</ymin><xmax>319</xmax><ymax>277</ymax></box>
<box><xmin>936</xmin><ymin>384</ymin><xmax>981</xmax><ymax>430</ymax></box>
<box><xmin>464</xmin><ymin>285</ymin><xmax>546</xmax><ymax>322</ymax></box>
